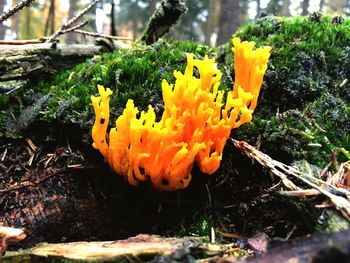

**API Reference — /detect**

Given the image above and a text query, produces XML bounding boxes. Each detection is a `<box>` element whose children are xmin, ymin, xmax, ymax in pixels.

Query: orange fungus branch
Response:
<box><xmin>91</xmin><ymin>37</ymin><xmax>271</xmax><ymax>191</ymax></box>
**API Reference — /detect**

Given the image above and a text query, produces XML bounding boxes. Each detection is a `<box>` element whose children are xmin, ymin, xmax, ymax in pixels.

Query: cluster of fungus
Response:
<box><xmin>91</xmin><ymin>37</ymin><xmax>271</xmax><ymax>191</ymax></box>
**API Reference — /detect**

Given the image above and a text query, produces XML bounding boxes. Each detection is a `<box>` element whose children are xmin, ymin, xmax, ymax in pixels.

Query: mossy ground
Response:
<box><xmin>1</xmin><ymin>14</ymin><xmax>350</xmax><ymax>249</ymax></box>
<box><xmin>232</xmin><ymin>14</ymin><xmax>350</xmax><ymax>166</ymax></box>
<box><xmin>1</xmin><ymin>14</ymin><xmax>349</xmax><ymax>167</ymax></box>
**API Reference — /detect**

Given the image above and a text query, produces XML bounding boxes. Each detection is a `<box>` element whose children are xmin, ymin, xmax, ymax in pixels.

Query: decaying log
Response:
<box><xmin>0</xmin><ymin>43</ymin><xmax>123</xmax><ymax>81</ymax></box>
<box><xmin>217</xmin><ymin>229</ymin><xmax>350</xmax><ymax>263</ymax></box>
<box><xmin>2</xmin><ymin>229</ymin><xmax>350</xmax><ymax>262</ymax></box>
<box><xmin>2</xmin><ymin>234</ymin><xmax>207</xmax><ymax>262</ymax></box>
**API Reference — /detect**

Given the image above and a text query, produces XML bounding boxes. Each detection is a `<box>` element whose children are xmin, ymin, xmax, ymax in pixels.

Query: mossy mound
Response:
<box><xmin>0</xmin><ymin>41</ymin><xmax>215</xmax><ymax>138</ymax></box>
<box><xmin>1</xmin><ymin>14</ymin><xmax>349</xmax><ymax>168</ymax></box>
<box><xmin>2</xmin><ymin>14</ymin><xmax>350</xmax><ymax>243</ymax></box>
<box><xmin>231</xmin><ymin>14</ymin><xmax>350</xmax><ymax>167</ymax></box>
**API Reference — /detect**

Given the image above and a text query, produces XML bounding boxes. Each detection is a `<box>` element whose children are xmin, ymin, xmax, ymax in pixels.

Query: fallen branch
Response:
<box><xmin>0</xmin><ymin>38</ymin><xmax>47</xmax><ymax>45</ymax></box>
<box><xmin>68</xmin><ymin>29</ymin><xmax>133</xmax><ymax>41</ymax></box>
<box><xmin>231</xmin><ymin>138</ymin><xmax>350</xmax><ymax>220</ymax></box>
<box><xmin>0</xmin><ymin>0</ymin><xmax>35</xmax><ymax>23</ymax></box>
<box><xmin>2</xmin><ymin>235</ymin><xmax>209</xmax><ymax>261</ymax></box>
<box><xmin>59</xmin><ymin>21</ymin><xmax>89</xmax><ymax>34</ymax></box>
<box><xmin>0</xmin><ymin>43</ymin><xmax>117</xmax><ymax>81</ymax></box>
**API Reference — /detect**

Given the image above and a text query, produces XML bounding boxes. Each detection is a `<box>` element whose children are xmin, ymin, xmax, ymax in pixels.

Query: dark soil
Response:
<box><xmin>0</xmin><ymin>121</ymin><xmax>319</xmax><ymax>250</ymax></box>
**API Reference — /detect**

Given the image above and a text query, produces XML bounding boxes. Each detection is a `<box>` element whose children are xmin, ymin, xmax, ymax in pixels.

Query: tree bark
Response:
<box><xmin>218</xmin><ymin>229</ymin><xmax>350</xmax><ymax>263</ymax></box>
<box><xmin>2</xmin><ymin>235</ymin><xmax>208</xmax><ymax>261</ymax></box>
<box><xmin>0</xmin><ymin>43</ymin><xmax>113</xmax><ymax>81</ymax></box>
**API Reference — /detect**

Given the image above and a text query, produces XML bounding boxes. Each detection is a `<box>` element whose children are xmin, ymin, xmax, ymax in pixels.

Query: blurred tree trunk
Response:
<box><xmin>111</xmin><ymin>0</ymin><xmax>117</xmax><ymax>36</ymax></box>
<box><xmin>205</xmin><ymin>0</ymin><xmax>220</xmax><ymax>46</ymax></box>
<box><xmin>281</xmin><ymin>0</ymin><xmax>291</xmax><ymax>16</ymax></box>
<box><xmin>88</xmin><ymin>2</ymin><xmax>96</xmax><ymax>32</ymax></box>
<box><xmin>256</xmin><ymin>0</ymin><xmax>261</xmax><ymax>18</ymax></box>
<box><xmin>24</xmin><ymin>5</ymin><xmax>31</xmax><ymax>38</ymax></box>
<box><xmin>301</xmin><ymin>0</ymin><xmax>309</xmax><ymax>15</ymax></box>
<box><xmin>327</xmin><ymin>0</ymin><xmax>345</xmax><ymax>12</ymax></box>
<box><xmin>346</xmin><ymin>0</ymin><xmax>350</xmax><ymax>14</ymax></box>
<box><xmin>12</xmin><ymin>12</ymin><xmax>20</xmax><ymax>39</ymax></box>
<box><xmin>66</xmin><ymin>0</ymin><xmax>79</xmax><ymax>43</ymax></box>
<box><xmin>217</xmin><ymin>0</ymin><xmax>247</xmax><ymax>45</ymax></box>
<box><xmin>0</xmin><ymin>0</ymin><xmax>5</xmax><ymax>40</ymax></box>
<box><xmin>44</xmin><ymin>0</ymin><xmax>55</xmax><ymax>36</ymax></box>
<box><xmin>267</xmin><ymin>0</ymin><xmax>282</xmax><ymax>15</ymax></box>
<box><xmin>319</xmin><ymin>0</ymin><xmax>325</xmax><ymax>12</ymax></box>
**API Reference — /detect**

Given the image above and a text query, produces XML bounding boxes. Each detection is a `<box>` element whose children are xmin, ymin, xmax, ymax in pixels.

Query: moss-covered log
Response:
<box><xmin>0</xmin><ymin>43</ymin><xmax>114</xmax><ymax>81</ymax></box>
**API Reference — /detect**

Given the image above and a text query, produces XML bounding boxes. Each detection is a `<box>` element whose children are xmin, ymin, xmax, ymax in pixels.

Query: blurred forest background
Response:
<box><xmin>0</xmin><ymin>0</ymin><xmax>350</xmax><ymax>46</ymax></box>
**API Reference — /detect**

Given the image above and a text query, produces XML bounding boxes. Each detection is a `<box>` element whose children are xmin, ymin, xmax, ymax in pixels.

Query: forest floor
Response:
<box><xmin>0</xmin><ymin>122</ymin><xmax>320</xmax><ymax>252</ymax></box>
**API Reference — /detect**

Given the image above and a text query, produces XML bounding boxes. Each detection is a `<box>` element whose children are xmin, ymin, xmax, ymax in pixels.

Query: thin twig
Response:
<box><xmin>71</xmin><ymin>29</ymin><xmax>133</xmax><ymax>41</ymax></box>
<box><xmin>230</xmin><ymin>138</ymin><xmax>350</xmax><ymax>220</ymax></box>
<box><xmin>0</xmin><ymin>38</ymin><xmax>47</xmax><ymax>45</ymax></box>
<box><xmin>0</xmin><ymin>0</ymin><xmax>35</xmax><ymax>23</ymax></box>
<box><xmin>60</xmin><ymin>21</ymin><xmax>89</xmax><ymax>34</ymax></box>
<box><xmin>230</xmin><ymin>138</ymin><xmax>299</xmax><ymax>190</ymax></box>
<box><xmin>46</xmin><ymin>0</ymin><xmax>100</xmax><ymax>43</ymax></box>
<box><xmin>0</xmin><ymin>169</ymin><xmax>66</xmax><ymax>194</ymax></box>
<box><xmin>279</xmin><ymin>189</ymin><xmax>321</xmax><ymax>196</ymax></box>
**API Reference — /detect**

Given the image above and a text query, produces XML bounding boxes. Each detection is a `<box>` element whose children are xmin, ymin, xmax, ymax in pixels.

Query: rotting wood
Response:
<box><xmin>0</xmin><ymin>226</ymin><xmax>26</xmax><ymax>255</ymax></box>
<box><xmin>0</xmin><ymin>43</ymin><xmax>126</xmax><ymax>81</ymax></box>
<box><xmin>230</xmin><ymin>138</ymin><xmax>350</xmax><ymax>221</ymax></box>
<box><xmin>2</xmin><ymin>234</ymin><xmax>209</xmax><ymax>262</ymax></box>
<box><xmin>214</xmin><ymin>229</ymin><xmax>350</xmax><ymax>263</ymax></box>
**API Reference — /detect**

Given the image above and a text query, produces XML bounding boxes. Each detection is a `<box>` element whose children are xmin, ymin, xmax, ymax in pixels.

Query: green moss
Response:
<box><xmin>231</xmin><ymin>14</ymin><xmax>350</xmax><ymax>167</ymax></box>
<box><xmin>175</xmin><ymin>216</ymin><xmax>212</xmax><ymax>237</ymax></box>
<box><xmin>315</xmin><ymin>210</ymin><xmax>350</xmax><ymax>233</ymax></box>
<box><xmin>0</xmin><ymin>40</ymin><xmax>216</xmax><ymax>136</ymax></box>
<box><xmin>1</xmin><ymin>14</ymin><xmax>349</xmax><ymax>169</ymax></box>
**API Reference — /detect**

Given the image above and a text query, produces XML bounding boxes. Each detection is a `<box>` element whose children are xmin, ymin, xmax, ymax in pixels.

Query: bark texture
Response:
<box><xmin>218</xmin><ymin>229</ymin><xmax>350</xmax><ymax>263</ymax></box>
<box><xmin>0</xmin><ymin>43</ymin><xmax>111</xmax><ymax>81</ymax></box>
<box><xmin>3</xmin><ymin>235</ymin><xmax>206</xmax><ymax>262</ymax></box>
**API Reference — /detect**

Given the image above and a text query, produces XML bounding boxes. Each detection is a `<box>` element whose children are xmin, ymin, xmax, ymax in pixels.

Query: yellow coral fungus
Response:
<box><xmin>91</xmin><ymin>37</ymin><xmax>271</xmax><ymax>191</ymax></box>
